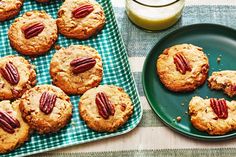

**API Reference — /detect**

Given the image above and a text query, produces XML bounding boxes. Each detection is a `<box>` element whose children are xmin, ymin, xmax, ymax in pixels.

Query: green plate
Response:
<box><xmin>142</xmin><ymin>24</ymin><xmax>236</xmax><ymax>140</ymax></box>
<box><xmin>0</xmin><ymin>0</ymin><xmax>142</xmax><ymax>156</ymax></box>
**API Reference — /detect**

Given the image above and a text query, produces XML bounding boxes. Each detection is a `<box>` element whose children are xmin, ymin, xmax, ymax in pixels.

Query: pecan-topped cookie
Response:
<box><xmin>189</xmin><ymin>96</ymin><xmax>236</xmax><ymax>135</ymax></box>
<box><xmin>57</xmin><ymin>0</ymin><xmax>106</xmax><ymax>39</ymax></box>
<box><xmin>208</xmin><ymin>70</ymin><xmax>236</xmax><ymax>97</ymax></box>
<box><xmin>0</xmin><ymin>55</ymin><xmax>36</xmax><ymax>100</ymax></box>
<box><xmin>50</xmin><ymin>45</ymin><xmax>103</xmax><ymax>95</ymax></box>
<box><xmin>0</xmin><ymin>100</ymin><xmax>31</xmax><ymax>154</ymax></box>
<box><xmin>79</xmin><ymin>85</ymin><xmax>133</xmax><ymax>132</ymax></box>
<box><xmin>156</xmin><ymin>44</ymin><xmax>209</xmax><ymax>92</ymax></box>
<box><xmin>20</xmin><ymin>85</ymin><xmax>73</xmax><ymax>134</ymax></box>
<box><xmin>8</xmin><ymin>10</ymin><xmax>58</xmax><ymax>56</ymax></box>
<box><xmin>0</xmin><ymin>0</ymin><xmax>23</xmax><ymax>22</ymax></box>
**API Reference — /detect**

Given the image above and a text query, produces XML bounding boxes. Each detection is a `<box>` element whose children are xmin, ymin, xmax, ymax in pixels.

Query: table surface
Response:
<box><xmin>37</xmin><ymin>0</ymin><xmax>236</xmax><ymax>156</ymax></box>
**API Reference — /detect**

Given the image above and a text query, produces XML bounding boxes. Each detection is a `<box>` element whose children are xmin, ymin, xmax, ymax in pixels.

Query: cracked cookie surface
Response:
<box><xmin>50</xmin><ymin>45</ymin><xmax>103</xmax><ymax>95</ymax></box>
<box><xmin>0</xmin><ymin>0</ymin><xmax>23</xmax><ymax>21</ymax></box>
<box><xmin>79</xmin><ymin>85</ymin><xmax>133</xmax><ymax>132</ymax></box>
<box><xmin>20</xmin><ymin>85</ymin><xmax>72</xmax><ymax>134</ymax></box>
<box><xmin>0</xmin><ymin>55</ymin><xmax>36</xmax><ymax>100</ymax></box>
<box><xmin>156</xmin><ymin>44</ymin><xmax>209</xmax><ymax>92</ymax></box>
<box><xmin>8</xmin><ymin>10</ymin><xmax>58</xmax><ymax>56</ymax></box>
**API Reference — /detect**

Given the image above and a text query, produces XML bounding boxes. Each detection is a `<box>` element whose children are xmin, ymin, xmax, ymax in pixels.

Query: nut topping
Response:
<box><xmin>0</xmin><ymin>62</ymin><xmax>20</xmax><ymax>85</ymax></box>
<box><xmin>231</xmin><ymin>84</ymin><xmax>236</xmax><ymax>92</ymax></box>
<box><xmin>22</xmin><ymin>22</ymin><xmax>45</xmax><ymax>39</ymax></box>
<box><xmin>173</xmin><ymin>53</ymin><xmax>192</xmax><ymax>74</ymax></box>
<box><xmin>70</xmin><ymin>57</ymin><xmax>96</xmax><ymax>74</ymax></box>
<box><xmin>39</xmin><ymin>92</ymin><xmax>57</xmax><ymax>114</ymax></box>
<box><xmin>0</xmin><ymin>111</ymin><xmax>20</xmax><ymax>134</ymax></box>
<box><xmin>72</xmin><ymin>4</ymin><xmax>94</xmax><ymax>18</ymax></box>
<box><xmin>210</xmin><ymin>98</ymin><xmax>228</xmax><ymax>119</ymax></box>
<box><xmin>95</xmin><ymin>92</ymin><xmax>115</xmax><ymax>119</ymax></box>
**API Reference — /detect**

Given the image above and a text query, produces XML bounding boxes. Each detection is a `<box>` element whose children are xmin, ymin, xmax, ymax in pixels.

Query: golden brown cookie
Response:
<box><xmin>50</xmin><ymin>45</ymin><xmax>103</xmax><ymax>95</ymax></box>
<box><xmin>20</xmin><ymin>85</ymin><xmax>73</xmax><ymax>134</ymax></box>
<box><xmin>8</xmin><ymin>10</ymin><xmax>58</xmax><ymax>56</ymax></box>
<box><xmin>0</xmin><ymin>100</ymin><xmax>31</xmax><ymax>154</ymax></box>
<box><xmin>189</xmin><ymin>96</ymin><xmax>236</xmax><ymax>135</ymax></box>
<box><xmin>79</xmin><ymin>85</ymin><xmax>133</xmax><ymax>132</ymax></box>
<box><xmin>0</xmin><ymin>0</ymin><xmax>23</xmax><ymax>22</ymax></box>
<box><xmin>156</xmin><ymin>44</ymin><xmax>209</xmax><ymax>92</ymax></box>
<box><xmin>0</xmin><ymin>55</ymin><xmax>36</xmax><ymax>100</ymax></box>
<box><xmin>208</xmin><ymin>70</ymin><xmax>236</xmax><ymax>97</ymax></box>
<box><xmin>57</xmin><ymin>0</ymin><xmax>106</xmax><ymax>40</ymax></box>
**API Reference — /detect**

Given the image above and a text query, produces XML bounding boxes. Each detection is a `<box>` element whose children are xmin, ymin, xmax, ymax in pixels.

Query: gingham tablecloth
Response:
<box><xmin>37</xmin><ymin>0</ymin><xmax>236</xmax><ymax>156</ymax></box>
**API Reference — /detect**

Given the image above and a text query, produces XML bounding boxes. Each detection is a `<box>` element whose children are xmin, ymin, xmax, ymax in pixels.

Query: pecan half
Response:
<box><xmin>39</xmin><ymin>92</ymin><xmax>57</xmax><ymax>114</ymax></box>
<box><xmin>0</xmin><ymin>62</ymin><xmax>20</xmax><ymax>85</ymax></box>
<box><xmin>72</xmin><ymin>4</ymin><xmax>94</xmax><ymax>18</ymax></box>
<box><xmin>173</xmin><ymin>53</ymin><xmax>192</xmax><ymax>74</ymax></box>
<box><xmin>95</xmin><ymin>92</ymin><xmax>115</xmax><ymax>119</ymax></box>
<box><xmin>22</xmin><ymin>22</ymin><xmax>45</xmax><ymax>39</ymax></box>
<box><xmin>0</xmin><ymin>111</ymin><xmax>20</xmax><ymax>134</ymax></box>
<box><xmin>210</xmin><ymin>98</ymin><xmax>228</xmax><ymax>119</ymax></box>
<box><xmin>231</xmin><ymin>84</ymin><xmax>236</xmax><ymax>92</ymax></box>
<box><xmin>70</xmin><ymin>57</ymin><xmax>96</xmax><ymax>74</ymax></box>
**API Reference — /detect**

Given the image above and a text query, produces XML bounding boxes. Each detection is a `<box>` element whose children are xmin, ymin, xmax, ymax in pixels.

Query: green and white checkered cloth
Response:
<box><xmin>0</xmin><ymin>0</ymin><xmax>142</xmax><ymax>156</ymax></box>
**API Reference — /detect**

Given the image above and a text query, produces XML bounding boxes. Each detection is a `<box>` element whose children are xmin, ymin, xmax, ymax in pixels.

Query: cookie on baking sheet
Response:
<box><xmin>57</xmin><ymin>0</ymin><xmax>106</xmax><ymax>40</ymax></box>
<box><xmin>0</xmin><ymin>55</ymin><xmax>36</xmax><ymax>100</ymax></box>
<box><xmin>8</xmin><ymin>10</ymin><xmax>58</xmax><ymax>56</ymax></box>
<box><xmin>20</xmin><ymin>85</ymin><xmax>73</xmax><ymax>134</ymax></box>
<box><xmin>0</xmin><ymin>0</ymin><xmax>23</xmax><ymax>22</ymax></box>
<box><xmin>0</xmin><ymin>100</ymin><xmax>31</xmax><ymax>154</ymax></box>
<box><xmin>208</xmin><ymin>70</ymin><xmax>236</xmax><ymax>97</ymax></box>
<box><xmin>156</xmin><ymin>44</ymin><xmax>209</xmax><ymax>92</ymax></box>
<box><xmin>50</xmin><ymin>45</ymin><xmax>103</xmax><ymax>95</ymax></box>
<box><xmin>189</xmin><ymin>96</ymin><xmax>236</xmax><ymax>135</ymax></box>
<box><xmin>79</xmin><ymin>85</ymin><xmax>133</xmax><ymax>132</ymax></box>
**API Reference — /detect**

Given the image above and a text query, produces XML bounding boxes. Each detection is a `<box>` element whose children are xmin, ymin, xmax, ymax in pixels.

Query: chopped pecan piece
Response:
<box><xmin>22</xmin><ymin>22</ymin><xmax>45</xmax><ymax>39</ymax></box>
<box><xmin>0</xmin><ymin>62</ymin><xmax>20</xmax><ymax>85</ymax></box>
<box><xmin>210</xmin><ymin>98</ymin><xmax>228</xmax><ymax>119</ymax></box>
<box><xmin>231</xmin><ymin>84</ymin><xmax>236</xmax><ymax>92</ymax></box>
<box><xmin>0</xmin><ymin>111</ymin><xmax>20</xmax><ymax>134</ymax></box>
<box><xmin>173</xmin><ymin>53</ymin><xmax>192</xmax><ymax>74</ymax></box>
<box><xmin>72</xmin><ymin>4</ymin><xmax>94</xmax><ymax>18</ymax></box>
<box><xmin>95</xmin><ymin>92</ymin><xmax>115</xmax><ymax>119</ymax></box>
<box><xmin>70</xmin><ymin>57</ymin><xmax>96</xmax><ymax>74</ymax></box>
<box><xmin>39</xmin><ymin>92</ymin><xmax>57</xmax><ymax>114</ymax></box>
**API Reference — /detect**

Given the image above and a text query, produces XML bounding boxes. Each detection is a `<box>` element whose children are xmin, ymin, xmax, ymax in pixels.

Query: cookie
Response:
<box><xmin>79</xmin><ymin>85</ymin><xmax>133</xmax><ymax>132</ymax></box>
<box><xmin>0</xmin><ymin>55</ymin><xmax>36</xmax><ymax>100</ymax></box>
<box><xmin>20</xmin><ymin>85</ymin><xmax>73</xmax><ymax>134</ymax></box>
<box><xmin>156</xmin><ymin>44</ymin><xmax>209</xmax><ymax>92</ymax></box>
<box><xmin>0</xmin><ymin>0</ymin><xmax>23</xmax><ymax>22</ymax></box>
<box><xmin>50</xmin><ymin>45</ymin><xmax>103</xmax><ymax>95</ymax></box>
<box><xmin>189</xmin><ymin>96</ymin><xmax>236</xmax><ymax>135</ymax></box>
<box><xmin>208</xmin><ymin>70</ymin><xmax>236</xmax><ymax>97</ymax></box>
<box><xmin>57</xmin><ymin>0</ymin><xmax>106</xmax><ymax>40</ymax></box>
<box><xmin>0</xmin><ymin>100</ymin><xmax>31</xmax><ymax>154</ymax></box>
<box><xmin>8</xmin><ymin>10</ymin><xmax>58</xmax><ymax>56</ymax></box>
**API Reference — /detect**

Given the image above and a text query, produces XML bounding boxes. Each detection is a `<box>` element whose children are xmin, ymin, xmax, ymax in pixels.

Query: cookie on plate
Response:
<box><xmin>189</xmin><ymin>96</ymin><xmax>236</xmax><ymax>135</ymax></box>
<box><xmin>20</xmin><ymin>85</ymin><xmax>73</xmax><ymax>134</ymax></box>
<box><xmin>0</xmin><ymin>100</ymin><xmax>31</xmax><ymax>154</ymax></box>
<box><xmin>79</xmin><ymin>85</ymin><xmax>133</xmax><ymax>132</ymax></box>
<box><xmin>8</xmin><ymin>10</ymin><xmax>58</xmax><ymax>56</ymax></box>
<box><xmin>0</xmin><ymin>55</ymin><xmax>36</xmax><ymax>100</ymax></box>
<box><xmin>208</xmin><ymin>70</ymin><xmax>236</xmax><ymax>97</ymax></box>
<box><xmin>156</xmin><ymin>44</ymin><xmax>209</xmax><ymax>92</ymax></box>
<box><xmin>57</xmin><ymin>0</ymin><xmax>106</xmax><ymax>39</ymax></box>
<box><xmin>50</xmin><ymin>45</ymin><xmax>103</xmax><ymax>95</ymax></box>
<box><xmin>0</xmin><ymin>0</ymin><xmax>23</xmax><ymax>22</ymax></box>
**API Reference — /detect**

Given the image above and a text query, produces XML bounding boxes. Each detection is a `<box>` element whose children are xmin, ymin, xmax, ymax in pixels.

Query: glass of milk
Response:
<box><xmin>125</xmin><ymin>0</ymin><xmax>185</xmax><ymax>31</ymax></box>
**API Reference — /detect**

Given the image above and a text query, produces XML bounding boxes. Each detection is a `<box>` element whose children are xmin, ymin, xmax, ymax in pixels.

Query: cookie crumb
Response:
<box><xmin>176</xmin><ymin>116</ymin><xmax>182</xmax><ymax>122</ymax></box>
<box><xmin>54</xmin><ymin>44</ymin><xmax>61</xmax><ymax>50</ymax></box>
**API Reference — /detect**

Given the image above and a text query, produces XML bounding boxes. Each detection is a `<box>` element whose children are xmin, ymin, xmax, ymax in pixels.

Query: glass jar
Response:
<box><xmin>125</xmin><ymin>0</ymin><xmax>185</xmax><ymax>31</ymax></box>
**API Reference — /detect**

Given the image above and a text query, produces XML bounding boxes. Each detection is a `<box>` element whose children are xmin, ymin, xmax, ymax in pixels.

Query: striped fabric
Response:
<box><xmin>38</xmin><ymin>0</ymin><xmax>236</xmax><ymax>156</ymax></box>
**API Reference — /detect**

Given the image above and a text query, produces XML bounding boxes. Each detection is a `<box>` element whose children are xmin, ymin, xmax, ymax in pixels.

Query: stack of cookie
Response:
<box><xmin>156</xmin><ymin>43</ymin><xmax>236</xmax><ymax>135</ymax></box>
<box><xmin>0</xmin><ymin>0</ymin><xmax>134</xmax><ymax>154</ymax></box>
